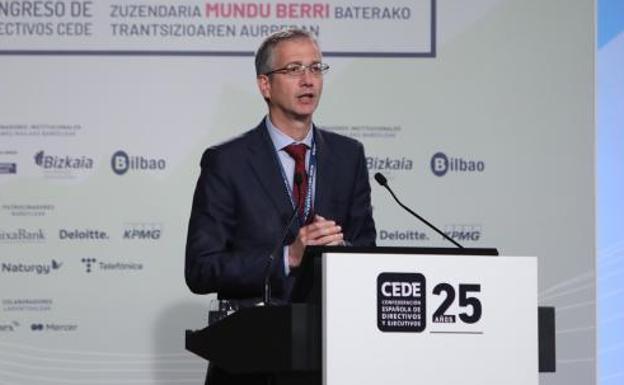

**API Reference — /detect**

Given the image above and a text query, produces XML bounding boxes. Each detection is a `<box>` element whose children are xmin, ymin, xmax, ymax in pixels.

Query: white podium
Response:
<box><xmin>321</xmin><ymin>251</ymin><xmax>537</xmax><ymax>385</ymax></box>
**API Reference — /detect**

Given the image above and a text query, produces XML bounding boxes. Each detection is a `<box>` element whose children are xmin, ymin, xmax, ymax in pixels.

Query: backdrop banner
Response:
<box><xmin>0</xmin><ymin>1</ymin><xmax>595</xmax><ymax>384</ymax></box>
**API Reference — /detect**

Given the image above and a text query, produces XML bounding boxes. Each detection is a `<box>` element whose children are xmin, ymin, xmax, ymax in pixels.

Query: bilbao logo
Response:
<box><xmin>0</xmin><ymin>162</ymin><xmax>17</xmax><ymax>174</ymax></box>
<box><xmin>111</xmin><ymin>150</ymin><xmax>166</xmax><ymax>175</ymax></box>
<box><xmin>367</xmin><ymin>156</ymin><xmax>413</xmax><ymax>171</ymax></box>
<box><xmin>377</xmin><ymin>272</ymin><xmax>426</xmax><ymax>332</ymax></box>
<box><xmin>34</xmin><ymin>151</ymin><xmax>93</xmax><ymax>170</ymax></box>
<box><xmin>430</xmin><ymin>152</ymin><xmax>485</xmax><ymax>177</ymax></box>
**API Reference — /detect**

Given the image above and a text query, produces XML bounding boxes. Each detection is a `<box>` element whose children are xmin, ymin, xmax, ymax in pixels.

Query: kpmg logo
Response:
<box><xmin>443</xmin><ymin>224</ymin><xmax>482</xmax><ymax>242</ymax></box>
<box><xmin>430</xmin><ymin>152</ymin><xmax>485</xmax><ymax>177</ymax></box>
<box><xmin>0</xmin><ymin>228</ymin><xmax>45</xmax><ymax>243</ymax></box>
<box><xmin>111</xmin><ymin>150</ymin><xmax>166</xmax><ymax>175</ymax></box>
<box><xmin>1</xmin><ymin>260</ymin><xmax>62</xmax><ymax>275</ymax></box>
<box><xmin>123</xmin><ymin>223</ymin><xmax>162</xmax><ymax>240</ymax></box>
<box><xmin>367</xmin><ymin>156</ymin><xmax>413</xmax><ymax>171</ymax></box>
<box><xmin>34</xmin><ymin>151</ymin><xmax>94</xmax><ymax>170</ymax></box>
<box><xmin>0</xmin><ymin>162</ymin><xmax>17</xmax><ymax>174</ymax></box>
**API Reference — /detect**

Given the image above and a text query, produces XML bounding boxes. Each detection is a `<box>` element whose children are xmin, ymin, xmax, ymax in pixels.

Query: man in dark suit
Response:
<box><xmin>185</xmin><ymin>28</ymin><xmax>376</xmax><ymax>384</ymax></box>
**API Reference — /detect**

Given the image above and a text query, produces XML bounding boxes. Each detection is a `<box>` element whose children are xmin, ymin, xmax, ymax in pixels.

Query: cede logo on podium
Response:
<box><xmin>430</xmin><ymin>152</ymin><xmax>485</xmax><ymax>177</ymax></box>
<box><xmin>111</xmin><ymin>150</ymin><xmax>166</xmax><ymax>175</ymax></box>
<box><xmin>377</xmin><ymin>272</ymin><xmax>426</xmax><ymax>332</ymax></box>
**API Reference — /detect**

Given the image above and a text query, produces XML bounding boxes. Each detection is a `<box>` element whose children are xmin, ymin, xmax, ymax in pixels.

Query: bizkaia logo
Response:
<box><xmin>0</xmin><ymin>162</ymin><xmax>17</xmax><ymax>174</ymax></box>
<box><xmin>111</xmin><ymin>150</ymin><xmax>166</xmax><ymax>175</ymax></box>
<box><xmin>123</xmin><ymin>223</ymin><xmax>162</xmax><ymax>240</ymax></box>
<box><xmin>59</xmin><ymin>229</ymin><xmax>109</xmax><ymax>241</ymax></box>
<box><xmin>443</xmin><ymin>224</ymin><xmax>482</xmax><ymax>242</ymax></box>
<box><xmin>34</xmin><ymin>151</ymin><xmax>94</xmax><ymax>170</ymax></box>
<box><xmin>430</xmin><ymin>152</ymin><xmax>485</xmax><ymax>177</ymax></box>
<box><xmin>0</xmin><ymin>228</ymin><xmax>45</xmax><ymax>243</ymax></box>
<box><xmin>367</xmin><ymin>156</ymin><xmax>413</xmax><ymax>171</ymax></box>
<box><xmin>1</xmin><ymin>260</ymin><xmax>63</xmax><ymax>275</ymax></box>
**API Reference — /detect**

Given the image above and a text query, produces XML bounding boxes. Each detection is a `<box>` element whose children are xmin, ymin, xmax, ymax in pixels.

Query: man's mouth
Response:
<box><xmin>297</xmin><ymin>92</ymin><xmax>315</xmax><ymax>102</ymax></box>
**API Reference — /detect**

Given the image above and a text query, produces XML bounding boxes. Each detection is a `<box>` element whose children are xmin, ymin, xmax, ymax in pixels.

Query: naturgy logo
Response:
<box><xmin>1</xmin><ymin>260</ymin><xmax>63</xmax><ymax>275</ymax></box>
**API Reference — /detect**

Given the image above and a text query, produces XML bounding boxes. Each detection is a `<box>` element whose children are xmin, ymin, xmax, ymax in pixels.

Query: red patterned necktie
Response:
<box><xmin>284</xmin><ymin>143</ymin><xmax>309</xmax><ymax>221</ymax></box>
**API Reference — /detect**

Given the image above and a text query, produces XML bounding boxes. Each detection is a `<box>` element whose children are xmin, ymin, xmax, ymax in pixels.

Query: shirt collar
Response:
<box><xmin>265</xmin><ymin>116</ymin><xmax>313</xmax><ymax>151</ymax></box>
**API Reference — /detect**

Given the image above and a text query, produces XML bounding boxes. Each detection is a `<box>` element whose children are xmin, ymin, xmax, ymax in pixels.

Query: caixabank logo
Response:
<box><xmin>1</xmin><ymin>260</ymin><xmax>63</xmax><ymax>275</ymax></box>
<box><xmin>0</xmin><ymin>228</ymin><xmax>45</xmax><ymax>244</ymax></box>
<box><xmin>430</xmin><ymin>152</ymin><xmax>485</xmax><ymax>177</ymax></box>
<box><xmin>111</xmin><ymin>150</ymin><xmax>166</xmax><ymax>175</ymax></box>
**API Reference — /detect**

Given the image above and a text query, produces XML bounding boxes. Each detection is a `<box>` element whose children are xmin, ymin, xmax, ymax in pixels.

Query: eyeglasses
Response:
<box><xmin>264</xmin><ymin>62</ymin><xmax>330</xmax><ymax>77</ymax></box>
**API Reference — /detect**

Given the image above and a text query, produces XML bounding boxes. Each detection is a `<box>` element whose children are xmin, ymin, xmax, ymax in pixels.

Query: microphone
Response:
<box><xmin>263</xmin><ymin>173</ymin><xmax>303</xmax><ymax>305</ymax></box>
<box><xmin>374</xmin><ymin>172</ymin><xmax>463</xmax><ymax>248</ymax></box>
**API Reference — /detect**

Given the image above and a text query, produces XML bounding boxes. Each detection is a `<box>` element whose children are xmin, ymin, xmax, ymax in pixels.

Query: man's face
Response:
<box><xmin>257</xmin><ymin>38</ymin><xmax>324</xmax><ymax>124</ymax></box>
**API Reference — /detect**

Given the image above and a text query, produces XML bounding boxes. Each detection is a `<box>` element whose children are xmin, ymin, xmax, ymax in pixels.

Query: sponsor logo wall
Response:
<box><xmin>0</xmin><ymin>1</ymin><xmax>595</xmax><ymax>384</ymax></box>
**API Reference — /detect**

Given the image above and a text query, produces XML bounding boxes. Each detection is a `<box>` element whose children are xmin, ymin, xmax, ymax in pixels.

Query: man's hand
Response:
<box><xmin>288</xmin><ymin>215</ymin><xmax>343</xmax><ymax>269</ymax></box>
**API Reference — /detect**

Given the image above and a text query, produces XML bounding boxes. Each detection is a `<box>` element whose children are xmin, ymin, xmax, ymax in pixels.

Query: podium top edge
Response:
<box><xmin>305</xmin><ymin>246</ymin><xmax>499</xmax><ymax>256</ymax></box>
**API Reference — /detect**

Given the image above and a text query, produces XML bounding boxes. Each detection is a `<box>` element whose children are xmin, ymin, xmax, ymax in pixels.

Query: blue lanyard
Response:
<box><xmin>277</xmin><ymin>134</ymin><xmax>317</xmax><ymax>225</ymax></box>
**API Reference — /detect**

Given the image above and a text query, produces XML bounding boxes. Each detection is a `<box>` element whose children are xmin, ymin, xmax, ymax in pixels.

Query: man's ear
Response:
<box><xmin>257</xmin><ymin>75</ymin><xmax>271</xmax><ymax>100</ymax></box>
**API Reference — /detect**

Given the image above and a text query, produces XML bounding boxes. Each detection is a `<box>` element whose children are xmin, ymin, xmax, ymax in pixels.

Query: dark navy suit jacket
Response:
<box><xmin>185</xmin><ymin>120</ymin><xmax>376</xmax><ymax>301</ymax></box>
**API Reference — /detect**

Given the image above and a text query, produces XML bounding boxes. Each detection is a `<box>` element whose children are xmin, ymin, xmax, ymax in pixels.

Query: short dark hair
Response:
<box><xmin>255</xmin><ymin>29</ymin><xmax>319</xmax><ymax>76</ymax></box>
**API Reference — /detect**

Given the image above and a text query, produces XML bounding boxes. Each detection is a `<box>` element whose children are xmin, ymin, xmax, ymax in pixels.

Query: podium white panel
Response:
<box><xmin>322</xmin><ymin>253</ymin><xmax>537</xmax><ymax>385</ymax></box>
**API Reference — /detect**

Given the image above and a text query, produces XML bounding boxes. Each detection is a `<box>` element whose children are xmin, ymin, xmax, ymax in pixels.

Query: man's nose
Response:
<box><xmin>299</xmin><ymin>70</ymin><xmax>314</xmax><ymax>86</ymax></box>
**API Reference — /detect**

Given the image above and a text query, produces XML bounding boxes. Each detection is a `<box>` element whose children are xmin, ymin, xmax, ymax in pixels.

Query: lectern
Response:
<box><xmin>186</xmin><ymin>247</ymin><xmax>555</xmax><ymax>385</ymax></box>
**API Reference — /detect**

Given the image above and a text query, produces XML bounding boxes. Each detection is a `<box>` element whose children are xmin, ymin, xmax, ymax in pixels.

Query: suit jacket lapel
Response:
<box><xmin>313</xmin><ymin>127</ymin><xmax>334</xmax><ymax>218</ymax></box>
<box><xmin>246</xmin><ymin>122</ymin><xmax>294</xmax><ymax>223</ymax></box>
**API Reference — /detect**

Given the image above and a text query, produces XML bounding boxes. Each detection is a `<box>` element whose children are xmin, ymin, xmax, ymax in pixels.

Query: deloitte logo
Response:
<box><xmin>111</xmin><ymin>150</ymin><xmax>166</xmax><ymax>175</ymax></box>
<box><xmin>430</xmin><ymin>152</ymin><xmax>485</xmax><ymax>177</ymax></box>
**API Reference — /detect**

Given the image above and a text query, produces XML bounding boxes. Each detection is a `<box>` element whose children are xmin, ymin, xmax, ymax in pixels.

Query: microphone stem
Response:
<box><xmin>383</xmin><ymin>184</ymin><xmax>464</xmax><ymax>249</ymax></box>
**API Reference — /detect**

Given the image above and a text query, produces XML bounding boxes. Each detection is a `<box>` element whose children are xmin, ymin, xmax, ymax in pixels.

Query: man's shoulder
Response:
<box><xmin>199</xmin><ymin>124</ymin><xmax>264</xmax><ymax>165</ymax></box>
<box><xmin>316</xmin><ymin>127</ymin><xmax>364</xmax><ymax>153</ymax></box>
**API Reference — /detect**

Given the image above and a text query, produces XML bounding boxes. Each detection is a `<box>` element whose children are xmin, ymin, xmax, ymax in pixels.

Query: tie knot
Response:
<box><xmin>284</xmin><ymin>143</ymin><xmax>307</xmax><ymax>162</ymax></box>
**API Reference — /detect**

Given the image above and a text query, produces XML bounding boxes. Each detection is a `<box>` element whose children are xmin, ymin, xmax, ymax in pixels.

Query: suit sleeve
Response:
<box><xmin>185</xmin><ymin>148</ymin><xmax>285</xmax><ymax>297</ymax></box>
<box><xmin>344</xmin><ymin>142</ymin><xmax>377</xmax><ymax>246</ymax></box>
